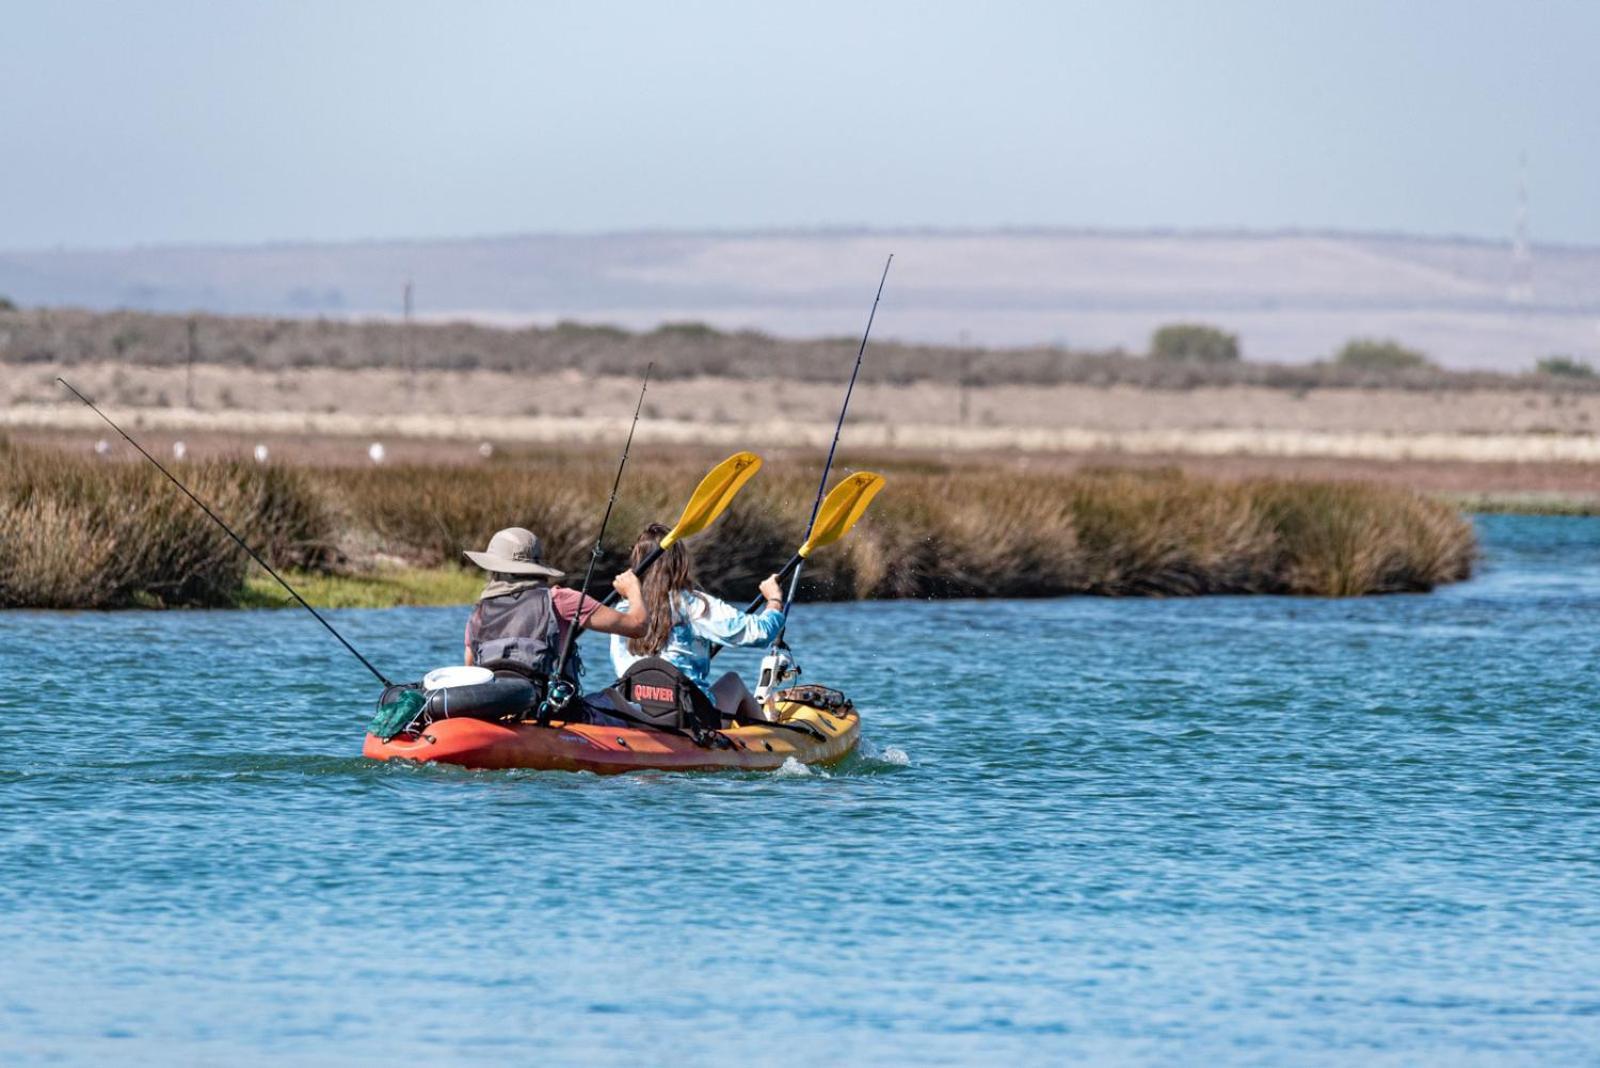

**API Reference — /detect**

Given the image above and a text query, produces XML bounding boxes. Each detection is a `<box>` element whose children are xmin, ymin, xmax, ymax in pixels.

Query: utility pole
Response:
<box><xmin>185</xmin><ymin>316</ymin><xmax>198</xmax><ymax>409</ymax></box>
<box><xmin>1509</xmin><ymin>153</ymin><xmax>1533</xmax><ymax>306</ymax></box>
<box><xmin>403</xmin><ymin>278</ymin><xmax>415</xmax><ymax>398</ymax></box>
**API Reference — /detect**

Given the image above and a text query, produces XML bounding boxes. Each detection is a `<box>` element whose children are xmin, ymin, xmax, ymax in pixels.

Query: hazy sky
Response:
<box><xmin>2</xmin><ymin>0</ymin><xmax>1594</xmax><ymax>249</ymax></box>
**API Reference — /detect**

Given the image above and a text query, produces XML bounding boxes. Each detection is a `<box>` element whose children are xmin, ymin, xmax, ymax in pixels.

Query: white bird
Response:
<box><xmin>368</xmin><ymin>442</ymin><xmax>386</xmax><ymax>464</ymax></box>
<box><xmin>93</xmin><ymin>439</ymin><xmax>111</xmax><ymax>457</ymax></box>
<box><xmin>254</xmin><ymin>444</ymin><xmax>270</xmax><ymax>464</ymax></box>
<box><xmin>478</xmin><ymin>442</ymin><xmax>495</xmax><ymax>459</ymax></box>
<box><xmin>172</xmin><ymin>441</ymin><xmax>188</xmax><ymax>460</ymax></box>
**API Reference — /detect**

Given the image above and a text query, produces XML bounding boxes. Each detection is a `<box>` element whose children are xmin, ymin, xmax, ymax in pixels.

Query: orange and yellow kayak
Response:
<box><xmin>363</xmin><ymin>694</ymin><xmax>859</xmax><ymax>774</ymax></box>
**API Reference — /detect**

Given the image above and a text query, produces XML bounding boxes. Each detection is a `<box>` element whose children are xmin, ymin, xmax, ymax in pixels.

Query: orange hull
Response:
<box><xmin>363</xmin><ymin>701</ymin><xmax>860</xmax><ymax>774</ymax></box>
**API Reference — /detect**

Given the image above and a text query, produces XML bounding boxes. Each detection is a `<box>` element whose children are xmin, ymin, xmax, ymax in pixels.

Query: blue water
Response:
<box><xmin>3</xmin><ymin>515</ymin><xmax>1599</xmax><ymax>1065</ymax></box>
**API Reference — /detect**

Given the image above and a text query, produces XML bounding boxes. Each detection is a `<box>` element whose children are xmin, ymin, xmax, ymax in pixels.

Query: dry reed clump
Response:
<box><xmin>829</xmin><ymin>468</ymin><xmax>1474</xmax><ymax>600</ymax></box>
<box><xmin>0</xmin><ymin>440</ymin><xmax>332</xmax><ymax>608</ymax></box>
<box><xmin>1249</xmin><ymin>479</ymin><xmax>1475</xmax><ymax>595</ymax></box>
<box><xmin>0</xmin><ymin>441</ymin><xmax>1476</xmax><ymax>608</ymax></box>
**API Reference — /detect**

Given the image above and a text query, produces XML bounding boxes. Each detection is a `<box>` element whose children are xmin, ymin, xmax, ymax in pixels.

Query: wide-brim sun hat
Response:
<box><xmin>463</xmin><ymin>527</ymin><xmax>565</xmax><ymax>579</ymax></box>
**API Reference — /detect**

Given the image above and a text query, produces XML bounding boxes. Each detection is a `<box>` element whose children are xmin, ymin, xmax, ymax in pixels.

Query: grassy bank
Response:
<box><xmin>237</xmin><ymin>567</ymin><xmax>484</xmax><ymax>609</ymax></box>
<box><xmin>0</xmin><ymin>440</ymin><xmax>1476</xmax><ymax>609</ymax></box>
<box><xmin>1448</xmin><ymin>492</ymin><xmax>1600</xmax><ymax>517</ymax></box>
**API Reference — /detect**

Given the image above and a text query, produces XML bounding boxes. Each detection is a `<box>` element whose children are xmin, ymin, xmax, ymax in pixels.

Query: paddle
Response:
<box><xmin>594</xmin><ymin>450</ymin><xmax>763</xmax><ymax>605</ymax></box>
<box><xmin>537</xmin><ymin>449</ymin><xmax>763</xmax><ymax>722</ymax></box>
<box><xmin>707</xmin><ymin>471</ymin><xmax>884</xmax><ymax>662</ymax></box>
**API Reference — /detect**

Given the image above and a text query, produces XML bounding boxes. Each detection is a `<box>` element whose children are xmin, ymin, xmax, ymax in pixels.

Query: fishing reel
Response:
<box><xmin>535</xmin><ymin>676</ymin><xmax>576</xmax><ymax>726</ymax></box>
<box><xmin>754</xmin><ymin>640</ymin><xmax>802</xmax><ymax>706</ymax></box>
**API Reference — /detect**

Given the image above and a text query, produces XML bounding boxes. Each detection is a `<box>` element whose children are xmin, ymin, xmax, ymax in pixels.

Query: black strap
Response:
<box><xmin>730</xmin><ymin>707</ymin><xmax>829</xmax><ymax>742</ymax></box>
<box><xmin>593</xmin><ymin>694</ymin><xmax>733</xmax><ymax>750</ymax></box>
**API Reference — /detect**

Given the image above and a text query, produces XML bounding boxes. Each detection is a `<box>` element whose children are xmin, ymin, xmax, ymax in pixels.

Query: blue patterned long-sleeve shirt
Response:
<box><xmin>610</xmin><ymin>590</ymin><xmax>785</xmax><ymax>691</ymax></box>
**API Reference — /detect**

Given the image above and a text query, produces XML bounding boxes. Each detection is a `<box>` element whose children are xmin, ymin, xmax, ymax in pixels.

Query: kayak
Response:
<box><xmin>363</xmin><ymin>690</ymin><xmax>860</xmax><ymax>773</ymax></box>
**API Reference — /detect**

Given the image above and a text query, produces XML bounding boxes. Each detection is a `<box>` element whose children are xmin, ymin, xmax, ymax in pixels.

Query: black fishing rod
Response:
<box><xmin>540</xmin><ymin>363</ymin><xmax>652</xmax><ymax>719</ymax></box>
<box><xmin>56</xmin><ymin>377</ymin><xmax>394</xmax><ymax>687</ymax></box>
<box><xmin>778</xmin><ymin>254</ymin><xmax>892</xmax><ymax>626</ymax></box>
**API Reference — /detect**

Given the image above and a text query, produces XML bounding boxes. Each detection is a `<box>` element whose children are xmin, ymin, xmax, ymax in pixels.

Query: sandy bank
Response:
<box><xmin>8</xmin><ymin>400</ymin><xmax>1600</xmax><ymax>465</ymax></box>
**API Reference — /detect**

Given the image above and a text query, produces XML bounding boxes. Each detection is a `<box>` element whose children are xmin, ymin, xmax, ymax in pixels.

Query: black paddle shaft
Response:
<box><xmin>706</xmin><ymin>552</ymin><xmax>803</xmax><ymax>663</ymax></box>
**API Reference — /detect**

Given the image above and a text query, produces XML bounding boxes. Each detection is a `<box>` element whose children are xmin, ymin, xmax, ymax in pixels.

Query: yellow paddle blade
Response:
<box><xmin>660</xmin><ymin>451</ymin><xmax>763</xmax><ymax>548</ymax></box>
<box><xmin>798</xmin><ymin>471</ymin><xmax>885</xmax><ymax>558</ymax></box>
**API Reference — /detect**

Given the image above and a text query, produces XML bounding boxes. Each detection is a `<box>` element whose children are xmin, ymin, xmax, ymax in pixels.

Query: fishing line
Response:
<box><xmin>56</xmin><ymin>377</ymin><xmax>394</xmax><ymax>687</ymax></box>
<box><xmin>781</xmin><ymin>254</ymin><xmax>893</xmax><ymax>624</ymax></box>
<box><xmin>540</xmin><ymin>363</ymin><xmax>653</xmax><ymax>719</ymax></box>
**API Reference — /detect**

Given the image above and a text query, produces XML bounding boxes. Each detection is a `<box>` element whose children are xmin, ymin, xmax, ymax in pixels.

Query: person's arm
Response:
<box><xmin>692</xmin><ymin>575</ymin><xmax>786</xmax><ymax>648</ymax></box>
<box><xmin>562</xmin><ymin>571</ymin><xmax>648</xmax><ymax>640</ymax></box>
<box><xmin>464</xmin><ymin>606</ymin><xmax>478</xmax><ymax>665</ymax></box>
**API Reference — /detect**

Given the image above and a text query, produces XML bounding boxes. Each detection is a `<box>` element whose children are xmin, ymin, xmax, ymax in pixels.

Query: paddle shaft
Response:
<box><xmin>55</xmin><ymin>377</ymin><xmax>394</xmax><ymax>687</ymax></box>
<box><xmin>558</xmin><ymin>448</ymin><xmax>763</xmax><ymax>671</ymax></box>
<box><xmin>705</xmin><ymin>552</ymin><xmax>802</xmax><ymax>662</ymax></box>
<box><xmin>778</xmin><ymin>254</ymin><xmax>892</xmax><ymax>639</ymax></box>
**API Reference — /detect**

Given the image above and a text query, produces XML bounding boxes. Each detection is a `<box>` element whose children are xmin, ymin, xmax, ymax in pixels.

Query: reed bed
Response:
<box><xmin>0</xmin><ymin>441</ymin><xmax>1475</xmax><ymax>609</ymax></box>
<box><xmin>0</xmin><ymin>439</ymin><xmax>330</xmax><ymax>608</ymax></box>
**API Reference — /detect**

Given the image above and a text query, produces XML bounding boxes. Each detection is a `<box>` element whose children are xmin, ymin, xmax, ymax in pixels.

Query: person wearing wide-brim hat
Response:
<box><xmin>462</xmin><ymin>527</ymin><xmax>645</xmax><ymax>681</ymax></box>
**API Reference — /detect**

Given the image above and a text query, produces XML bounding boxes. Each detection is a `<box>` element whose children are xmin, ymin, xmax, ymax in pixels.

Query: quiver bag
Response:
<box><xmin>615</xmin><ymin>657</ymin><xmax>722</xmax><ymax>735</ymax></box>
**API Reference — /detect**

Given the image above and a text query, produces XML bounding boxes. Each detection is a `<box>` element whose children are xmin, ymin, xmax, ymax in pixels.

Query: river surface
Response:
<box><xmin>3</xmin><ymin>515</ymin><xmax>1599</xmax><ymax>1065</ymax></box>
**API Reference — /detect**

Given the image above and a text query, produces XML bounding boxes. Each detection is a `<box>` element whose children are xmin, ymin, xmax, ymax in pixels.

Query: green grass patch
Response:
<box><xmin>1450</xmin><ymin>492</ymin><xmax>1600</xmax><ymax>517</ymax></box>
<box><xmin>237</xmin><ymin>566</ymin><xmax>482</xmax><ymax>609</ymax></box>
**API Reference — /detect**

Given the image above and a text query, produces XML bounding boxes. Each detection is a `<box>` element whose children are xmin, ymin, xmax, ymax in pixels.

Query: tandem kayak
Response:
<box><xmin>363</xmin><ymin>689</ymin><xmax>860</xmax><ymax>773</ymax></box>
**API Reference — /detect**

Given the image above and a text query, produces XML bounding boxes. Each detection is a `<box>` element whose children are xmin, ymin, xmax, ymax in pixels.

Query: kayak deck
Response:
<box><xmin>363</xmin><ymin>698</ymin><xmax>860</xmax><ymax>773</ymax></box>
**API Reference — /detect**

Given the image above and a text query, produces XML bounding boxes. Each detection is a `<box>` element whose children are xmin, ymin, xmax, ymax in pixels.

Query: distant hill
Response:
<box><xmin>3</xmin><ymin>229</ymin><xmax>1597</xmax><ymax>370</ymax></box>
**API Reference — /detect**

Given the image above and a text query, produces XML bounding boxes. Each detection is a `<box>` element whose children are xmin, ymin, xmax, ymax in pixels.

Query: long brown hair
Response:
<box><xmin>626</xmin><ymin>522</ymin><xmax>699</xmax><ymax>656</ymax></box>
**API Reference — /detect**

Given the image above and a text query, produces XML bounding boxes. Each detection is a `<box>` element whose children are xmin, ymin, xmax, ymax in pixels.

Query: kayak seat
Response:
<box><xmin>613</xmin><ymin>657</ymin><xmax>721</xmax><ymax>736</ymax></box>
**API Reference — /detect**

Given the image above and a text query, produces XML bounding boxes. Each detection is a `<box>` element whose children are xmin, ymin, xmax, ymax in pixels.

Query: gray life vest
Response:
<box><xmin>471</xmin><ymin>587</ymin><xmax>581</xmax><ymax>680</ymax></box>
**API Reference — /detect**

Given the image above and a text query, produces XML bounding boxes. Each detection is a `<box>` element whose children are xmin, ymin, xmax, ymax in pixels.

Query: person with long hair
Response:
<box><xmin>611</xmin><ymin>522</ymin><xmax>786</xmax><ymax>721</ymax></box>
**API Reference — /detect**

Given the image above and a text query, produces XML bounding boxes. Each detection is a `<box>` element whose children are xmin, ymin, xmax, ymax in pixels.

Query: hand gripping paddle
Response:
<box><xmin>538</xmin><ymin>450</ymin><xmax>764</xmax><ymax>723</ymax></box>
<box><xmin>606</xmin><ymin>449</ymin><xmax>764</xmax><ymax>602</ymax></box>
<box><xmin>721</xmin><ymin>470</ymin><xmax>886</xmax><ymax>628</ymax></box>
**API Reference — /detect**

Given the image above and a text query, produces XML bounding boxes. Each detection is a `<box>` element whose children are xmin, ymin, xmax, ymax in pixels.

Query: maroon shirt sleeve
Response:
<box><xmin>551</xmin><ymin>587</ymin><xmax>603</xmax><ymax>627</ymax></box>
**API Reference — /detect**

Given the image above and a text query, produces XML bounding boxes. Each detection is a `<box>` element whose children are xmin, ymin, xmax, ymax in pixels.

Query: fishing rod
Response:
<box><xmin>549</xmin><ymin>363</ymin><xmax>652</xmax><ymax>681</ymax></box>
<box><xmin>707</xmin><ymin>470</ymin><xmax>884</xmax><ymax>670</ymax></box>
<box><xmin>55</xmin><ymin>377</ymin><xmax>394</xmax><ymax>687</ymax></box>
<box><xmin>778</xmin><ymin>253</ymin><xmax>892</xmax><ymax>631</ymax></box>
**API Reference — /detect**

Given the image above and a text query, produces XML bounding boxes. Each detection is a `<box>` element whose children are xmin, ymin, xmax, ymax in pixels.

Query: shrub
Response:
<box><xmin>1334</xmin><ymin>338</ymin><xmax>1433</xmax><ymax>371</ymax></box>
<box><xmin>1536</xmin><ymin>355</ymin><xmax>1596</xmax><ymax>379</ymax></box>
<box><xmin>651</xmin><ymin>321</ymin><xmax>721</xmax><ymax>340</ymax></box>
<box><xmin>1150</xmin><ymin>323</ymin><xmax>1240</xmax><ymax>364</ymax></box>
<box><xmin>0</xmin><ymin>295</ymin><xmax>16</xmax><ymax>312</ymax></box>
<box><xmin>0</xmin><ymin>441</ymin><xmax>332</xmax><ymax>608</ymax></box>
